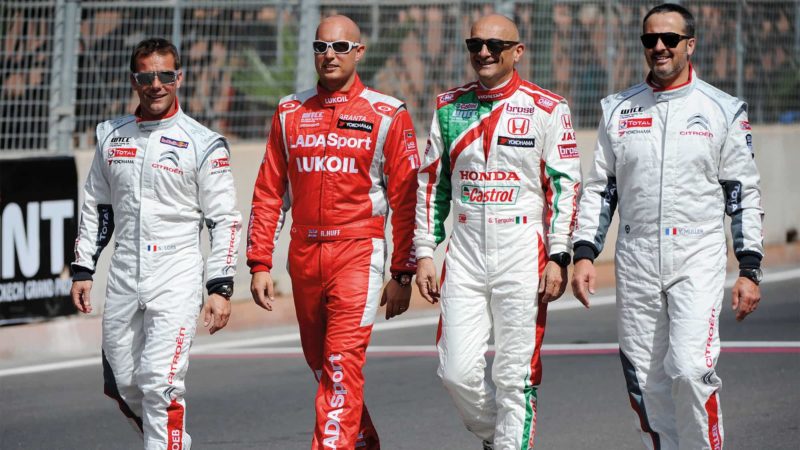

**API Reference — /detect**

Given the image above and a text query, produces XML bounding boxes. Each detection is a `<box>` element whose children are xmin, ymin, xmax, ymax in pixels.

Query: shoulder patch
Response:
<box><xmin>279</xmin><ymin>100</ymin><xmax>301</xmax><ymax>112</ymax></box>
<box><xmin>437</xmin><ymin>82</ymin><xmax>479</xmax><ymax>109</ymax></box>
<box><xmin>532</xmin><ymin>93</ymin><xmax>558</xmax><ymax>114</ymax></box>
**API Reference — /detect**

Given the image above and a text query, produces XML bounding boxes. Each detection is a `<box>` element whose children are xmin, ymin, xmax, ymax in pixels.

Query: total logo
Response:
<box><xmin>618</xmin><ymin>117</ymin><xmax>652</xmax><ymax>136</ymax></box>
<box><xmin>296</xmin><ymin>156</ymin><xmax>359</xmax><ymax>174</ymax></box>
<box><xmin>107</xmin><ymin>147</ymin><xmax>137</xmax><ymax>165</ymax></box>
<box><xmin>290</xmin><ymin>133</ymin><xmax>372</xmax><ymax>151</ymax></box>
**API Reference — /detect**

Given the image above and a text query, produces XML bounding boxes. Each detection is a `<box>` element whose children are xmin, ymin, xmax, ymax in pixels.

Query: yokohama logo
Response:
<box><xmin>497</xmin><ymin>136</ymin><xmax>535</xmax><ymax>148</ymax></box>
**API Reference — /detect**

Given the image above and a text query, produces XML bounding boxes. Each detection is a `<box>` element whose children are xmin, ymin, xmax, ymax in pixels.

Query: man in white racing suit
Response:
<box><xmin>415</xmin><ymin>14</ymin><xmax>581</xmax><ymax>450</ymax></box>
<box><xmin>571</xmin><ymin>4</ymin><xmax>763</xmax><ymax>449</ymax></box>
<box><xmin>70</xmin><ymin>38</ymin><xmax>241</xmax><ymax>450</ymax></box>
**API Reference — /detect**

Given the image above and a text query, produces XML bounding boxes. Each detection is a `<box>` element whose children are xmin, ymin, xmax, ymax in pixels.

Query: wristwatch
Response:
<box><xmin>549</xmin><ymin>252</ymin><xmax>571</xmax><ymax>268</ymax></box>
<box><xmin>739</xmin><ymin>268</ymin><xmax>762</xmax><ymax>285</ymax></box>
<box><xmin>391</xmin><ymin>272</ymin><xmax>413</xmax><ymax>287</ymax></box>
<box><xmin>209</xmin><ymin>282</ymin><xmax>234</xmax><ymax>299</ymax></box>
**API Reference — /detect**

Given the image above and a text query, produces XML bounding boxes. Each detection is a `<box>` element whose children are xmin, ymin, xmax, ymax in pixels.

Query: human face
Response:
<box><xmin>643</xmin><ymin>12</ymin><xmax>695</xmax><ymax>88</ymax></box>
<box><xmin>468</xmin><ymin>20</ymin><xmax>523</xmax><ymax>89</ymax></box>
<box><xmin>130</xmin><ymin>52</ymin><xmax>181</xmax><ymax>120</ymax></box>
<box><xmin>314</xmin><ymin>21</ymin><xmax>364</xmax><ymax>92</ymax></box>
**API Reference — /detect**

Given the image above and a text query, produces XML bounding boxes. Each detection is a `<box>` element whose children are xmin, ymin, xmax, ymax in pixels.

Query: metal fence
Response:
<box><xmin>2</xmin><ymin>0</ymin><xmax>799</xmax><ymax>152</ymax></box>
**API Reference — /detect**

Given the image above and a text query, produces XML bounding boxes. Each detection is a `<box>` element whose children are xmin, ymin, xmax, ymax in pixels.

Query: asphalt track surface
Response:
<box><xmin>1</xmin><ymin>267</ymin><xmax>798</xmax><ymax>450</ymax></box>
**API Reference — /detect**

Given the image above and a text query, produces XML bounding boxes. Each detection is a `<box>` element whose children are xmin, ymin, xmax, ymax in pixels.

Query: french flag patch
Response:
<box><xmin>665</xmin><ymin>227</ymin><xmax>677</xmax><ymax>236</ymax></box>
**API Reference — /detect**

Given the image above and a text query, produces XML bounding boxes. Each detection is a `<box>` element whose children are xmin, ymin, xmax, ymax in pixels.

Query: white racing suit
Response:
<box><xmin>573</xmin><ymin>69</ymin><xmax>763</xmax><ymax>450</ymax></box>
<box><xmin>415</xmin><ymin>71</ymin><xmax>581</xmax><ymax>449</ymax></box>
<box><xmin>72</xmin><ymin>107</ymin><xmax>241</xmax><ymax>450</ymax></box>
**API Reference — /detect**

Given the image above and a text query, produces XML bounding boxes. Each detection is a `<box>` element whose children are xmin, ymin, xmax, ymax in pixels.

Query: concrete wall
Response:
<box><xmin>74</xmin><ymin>124</ymin><xmax>800</xmax><ymax>306</ymax></box>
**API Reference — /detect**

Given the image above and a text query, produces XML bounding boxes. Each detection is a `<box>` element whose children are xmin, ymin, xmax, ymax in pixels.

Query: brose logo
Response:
<box><xmin>461</xmin><ymin>185</ymin><xmax>519</xmax><ymax>204</ymax></box>
<box><xmin>291</xmin><ymin>133</ymin><xmax>373</xmax><ymax>151</ymax></box>
<box><xmin>558</xmin><ymin>144</ymin><xmax>579</xmax><ymax>159</ymax></box>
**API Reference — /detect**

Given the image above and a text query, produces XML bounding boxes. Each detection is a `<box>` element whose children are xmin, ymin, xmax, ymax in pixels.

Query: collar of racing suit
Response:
<box><xmin>474</xmin><ymin>70</ymin><xmax>522</xmax><ymax>102</ymax></box>
<box><xmin>135</xmin><ymin>99</ymin><xmax>183</xmax><ymax>131</ymax></box>
<box><xmin>646</xmin><ymin>64</ymin><xmax>696</xmax><ymax>102</ymax></box>
<box><xmin>316</xmin><ymin>75</ymin><xmax>366</xmax><ymax>107</ymax></box>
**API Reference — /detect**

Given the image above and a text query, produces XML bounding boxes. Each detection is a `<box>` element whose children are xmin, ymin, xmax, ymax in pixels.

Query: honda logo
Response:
<box><xmin>561</xmin><ymin>114</ymin><xmax>573</xmax><ymax>129</ymax></box>
<box><xmin>507</xmin><ymin>117</ymin><xmax>530</xmax><ymax>135</ymax></box>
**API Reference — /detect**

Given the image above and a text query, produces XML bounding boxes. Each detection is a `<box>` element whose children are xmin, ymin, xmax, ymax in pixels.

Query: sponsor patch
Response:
<box><xmin>281</xmin><ymin>100</ymin><xmax>301</xmax><ymax>110</ymax></box>
<box><xmin>505</xmin><ymin>103</ymin><xmax>535</xmax><ymax>115</ymax></box>
<box><xmin>533</xmin><ymin>93</ymin><xmax>557</xmax><ymax>113</ymax></box>
<box><xmin>461</xmin><ymin>185</ymin><xmax>519</xmax><ymax>204</ymax></box>
<box><xmin>109</xmin><ymin>136</ymin><xmax>133</xmax><ymax>147</ymax></box>
<box><xmin>619</xmin><ymin>106</ymin><xmax>643</xmax><ymax>118</ymax></box>
<box><xmin>739</xmin><ymin>120</ymin><xmax>751</xmax><ymax>131</ymax></box>
<box><xmin>108</xmin><ymin>148</ymin><xmax>136</xmax><ymax>158</ymax></box>
<box><xmin>300</xmin><ymin>111</ymin><xmax>324</xmax><ymax>128</ymax></box>
<box><xmin>458</xmin><ymin>214</ymin><xmax>467</xmax><ymax>224</ymax></box>
<box><xmin>558</xmin><ymin>143</ymin><xmax>579</xmax><ymax>159</ymax></box>
<box><xmin>618</xmin><ymin>117</ymin><xmax>652</xmax><ymax>136</ymax></box>
<box><xmin>337</xmin><ymin>119</ymin><xmax>374</xmax><ymax>133</ymax></box>
<box><xmin>403</xmin><ymin>129</ymin><xmax>417</xmax><ymax>151</ymax></box>
<box><xmin>507</xmin><ymin>117</ymin><xmax>530</xmax><ymax>135</ymax></box>
<box><xmin>497</xmin><ymin>136</ymin><xmax>535</xmax><ymax>148</ymax></box>
<box><xmin>745</xmin><ymin>133</ymin><xmax>753</xmax><ymax>154</ymax></box>
<box><xmin>324</xmin><ymin>95</ymin><xmax>348</xmax><ymax>105</ymax></box>
<box><xmin>212</xmin><ymin>157</ymin><xmax>230</xmax><ymax>169</ymax></box>
<box><xmin>160</xmin><ymin>136</ymin><xmax>189</xmax><ymax>148</ymax></box>
<box><xmin>374</xmin><ymin>102</ymin><xmax>397</xmax><ymax>115</ymax></box>
<box><xmin>561</xmin><ymin>131</ymin><xmax>576</xmax><ymax>141</ymax></box>
<box><xmin>561</xmin><ymin>114</ymin><xmax>573</xmax><ymax>129</ymax></box>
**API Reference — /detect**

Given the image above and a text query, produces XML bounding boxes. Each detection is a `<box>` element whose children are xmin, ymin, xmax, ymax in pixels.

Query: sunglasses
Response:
<box><xmin>640</xmin><ymin>32</ymin><xmax>692</xmax><ymax>49</ymax></box>
<box><xmin>132</xmin><ymin>70</ymin><xmax>180</xmax><ymax>86</ymax></box>
<box><xmin>312</xmin><ymin>40</ymin><xmax>361</xmax><ymax>54</ymax></box>
<box><xmin>465</xmin><ymin>38</ymin><xmax>519</xmax><ymax>54</ymax></box>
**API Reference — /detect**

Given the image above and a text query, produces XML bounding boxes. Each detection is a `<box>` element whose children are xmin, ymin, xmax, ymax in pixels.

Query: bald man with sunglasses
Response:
<box><xmin>248</xmin><ymin>15</ymin><xmax>419</xmax><ymax>450</ymax></box>
<box><xmin>415</xmin><ymin>14</ymin><xmax>581</xmax><ymax>450</ymax></box>
<box><xmin>572</xmin><ymin>3</ymin><xmax>763</xmax><ymax>449</ymax></box>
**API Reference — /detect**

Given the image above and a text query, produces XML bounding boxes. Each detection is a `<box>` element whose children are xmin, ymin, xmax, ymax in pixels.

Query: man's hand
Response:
<box><xmin>732</xmin><ymin>277</ymin><xmax>761</xmax><ymax>321</ymax></box>
<box><xmin>570</xmin><ymin>259</ymin><xmax>595</xmax><ymax>308</ymax></box>
<box><xmin>538</xmin><ymin>261</ymin><xmax>567</xmax><ymax>303</ymax></box>
<box><xmin>250</xmin><ymin>271</ymin><xmax>275</xmax><ymax>311</ymax></box>
<box><xmin>71</xmin><ymin>280</ymin><xmax>93</xmax><ymax>314</ymax></box>
<box><xmin>203</xmin><ymin>294</ymin><xmax>231</xmax><ymax>335</ymax></box>
<box><xmin>381</xmin><ymin>279</ymin><xmax>412</xmax><ymax>320</ymax></box>
<box><xmin>415</xmin><ymin>257</ymin><xmax>440</xmax><ymax>304</ymax></box>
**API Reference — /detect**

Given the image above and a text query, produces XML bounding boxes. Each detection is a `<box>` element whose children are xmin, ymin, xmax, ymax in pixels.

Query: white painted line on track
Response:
<box><xmin>2</xmin><ymin>267</ymin><xmax>798</xmax><ymax>378</ymax></box>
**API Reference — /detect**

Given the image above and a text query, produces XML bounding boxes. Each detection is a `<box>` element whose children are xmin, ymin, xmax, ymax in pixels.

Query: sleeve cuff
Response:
<box><xmin>572</xmin><ymin>242</ymin><xmax>599</xmax><ymax>263</ymax></box>
<box><xmin>736</xmin><ymin>251</ymin><xmax>762</xmax><ymax>270</ymax></box>
<box><xmin>414</xmin><ymin>245</ymin><xmax>435</xmax><ymax>260</ymax></box>
<box><xmin>206</xmin><ymin>276</ymin><xmax>234</xmax><ymax>294</ymax></box>
<box><xmin>248</xmin><ymin>263</ymin><xmax>270</xmax><ymax>274</ymax></box>
<box><xmin>71</xmin><ymin>265</ymin><xmax>94</xmax><ymax>282</ymax></box>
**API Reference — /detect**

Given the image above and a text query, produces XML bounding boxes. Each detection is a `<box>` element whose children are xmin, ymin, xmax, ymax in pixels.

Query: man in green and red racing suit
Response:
<box><xmin>414</xmin><ymin>14</ymin><xmax>582</xmax><ymax>450</ymax></box>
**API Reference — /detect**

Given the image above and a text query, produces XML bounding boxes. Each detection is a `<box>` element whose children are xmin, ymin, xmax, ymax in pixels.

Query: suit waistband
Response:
<box><xmin>290</xmin><ymin>216</ymin><xmax>385</xmax><ymax>242</ymax></box>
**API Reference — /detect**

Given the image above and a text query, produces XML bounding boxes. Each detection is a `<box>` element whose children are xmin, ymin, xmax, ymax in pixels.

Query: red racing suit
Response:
<box><xmin>247</xmin><ymin>75</ymin><xmax>418</xmax><ymax>449</ymax></box>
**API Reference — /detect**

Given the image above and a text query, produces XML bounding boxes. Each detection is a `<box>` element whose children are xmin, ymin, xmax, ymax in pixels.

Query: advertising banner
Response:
<box><xmin>0</xmin><ymin>156</ymin><xmax>78</xmax><ymax>325</ymax></box>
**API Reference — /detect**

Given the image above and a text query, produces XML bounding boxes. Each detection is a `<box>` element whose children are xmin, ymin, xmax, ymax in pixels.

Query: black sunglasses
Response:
<box><xmin>640</xmin><ymin>32</ymin><xmax>692</xmax><ymax>49</ymax></box>
<box><xmin>465</xmin><ymin>38</ymin><xmax>519</xmax><ymax>54</ymax></box>
<box><xmin>312</xmin><ymin>40</ymin><xmax>361</xmax><ymax>54</ymax></box>
<box><xmin>132</xmin><ymin>70</ymin><xmax>180</xmax><ymax>86</ymax></box>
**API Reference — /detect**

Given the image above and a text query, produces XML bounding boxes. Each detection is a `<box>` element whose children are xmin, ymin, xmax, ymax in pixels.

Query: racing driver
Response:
<box><xmin>247</xmin><ymin>15</ymin><xmax>419</xmax><ymax>449</ymax></box>
<box><xmin>415</xmin><ymin>14</ymin><xmax>581</xmax><ymax>450</ymax></box>
<box><xmin>71</xmin><ymin>38</ymin><xmax>241</xmax><ymax>450</ymax></box>
<box><xmin>571</xmin><ymin>4</ymin><xmax>764</xmax><ymax>449</ymax></box>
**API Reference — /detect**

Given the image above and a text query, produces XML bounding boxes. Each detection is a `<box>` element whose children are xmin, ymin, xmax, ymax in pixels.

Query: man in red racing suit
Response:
<box><xmin>246</xmin><ymin>15</ymin><xmax>419</xmax><ymax>449</ymax></box>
